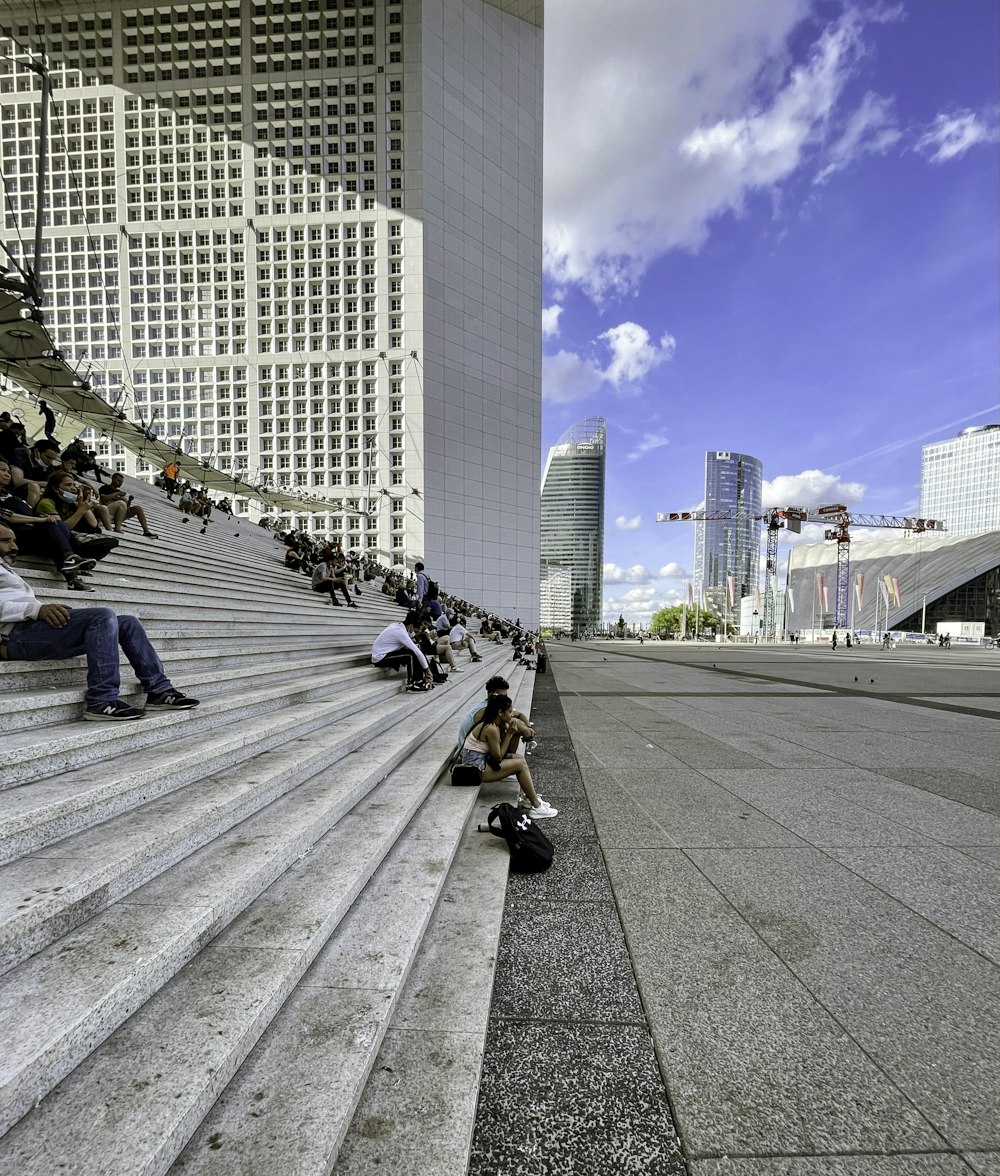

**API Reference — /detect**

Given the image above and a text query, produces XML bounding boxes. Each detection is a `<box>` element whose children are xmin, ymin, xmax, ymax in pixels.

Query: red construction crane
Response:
<box><xmin>656</xmin><ymin>507</ymin><xmax>807</xmax><ymax>640</ymax></box>
<box><xmin>805</xmin><ymin>506</ymin><xmax>945</xmax><ymax>628</ymax></box>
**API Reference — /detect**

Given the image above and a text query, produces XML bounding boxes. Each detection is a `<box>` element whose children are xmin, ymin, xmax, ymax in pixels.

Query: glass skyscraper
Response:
<box><xmin>694</xmin><ymin>450</ymin><xmax>763</xmax><ymax>607</ymax></box>
<box><xmin>920</xmin><ymin>424</ymin><xmax>1000</xmax><ymax>535</ymax></box>
<box><xmin>0</xmin><ymin>0</ymin><xmax>544</xmax><ymax>624</ymax></box>
<box><xmin>539</xmin><ymin>417</ymin><xmax>605</xmax><ymax>633</ymax></box>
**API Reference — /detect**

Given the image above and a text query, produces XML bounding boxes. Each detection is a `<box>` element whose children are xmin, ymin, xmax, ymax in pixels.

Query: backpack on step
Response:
<box><xmin>486</xmin><ymin>802</ymin><xmax>554</xmax><ymax>874</ymax></box>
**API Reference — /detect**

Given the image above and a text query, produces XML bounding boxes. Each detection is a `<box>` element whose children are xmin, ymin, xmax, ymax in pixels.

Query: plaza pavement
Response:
<box><xmin>469</xmin><ymin>640</ymin><xmax>999</xmax><ymax>1176</ymax></box>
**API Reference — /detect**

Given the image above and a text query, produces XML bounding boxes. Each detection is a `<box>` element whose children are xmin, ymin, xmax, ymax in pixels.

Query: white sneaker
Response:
<box><xmin>450</xmin><ymin>665</ymin><xmax>464</xmax><ymax>673</ymax></box>
<box><xmin>517</xmin><ymin>792</ymin><xmax>531</xmax><ymax>808</ymax></box>
<box><xmin>527</xmin><ymin>800</ymin><xmax>557</xmax><ymax>819</ymax></box>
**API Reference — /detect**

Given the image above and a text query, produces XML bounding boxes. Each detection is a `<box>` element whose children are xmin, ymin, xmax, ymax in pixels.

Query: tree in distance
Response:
<box><xmin>650</xmin><ymin>604</ymin><xmax>721</xmax><ymax>638</ymax></box>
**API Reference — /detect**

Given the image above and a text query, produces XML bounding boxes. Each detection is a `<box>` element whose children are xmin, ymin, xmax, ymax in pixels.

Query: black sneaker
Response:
<box><xmin>146</xmin><ymin>689</ymin><xmax>200</xmax><ymax>710</ymax></box>
<box><xmin>64</xmin><ymin>577</ymin><xmax>93</xmax><ymax>592</ymax></box>
<box><xmin>84</xmin><ymin>699</ymin><xmax>146</xmax><ymax>722</ymax></box>
<box><xmin>405</xmin><ymin>681</ymin><xmax>429</xmax><ymax>692</ymax></box>
<box><xmin>60</xmin><ymin>555</ymin><xmax>97</xmax><ymax>575</ymax></box>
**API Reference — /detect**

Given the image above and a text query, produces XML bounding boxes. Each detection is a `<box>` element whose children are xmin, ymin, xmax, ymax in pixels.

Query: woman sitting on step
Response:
<box><xmin>459</xmin><ymin>695</ymin><xmax>557</xmax><ymax>820</ymax></box>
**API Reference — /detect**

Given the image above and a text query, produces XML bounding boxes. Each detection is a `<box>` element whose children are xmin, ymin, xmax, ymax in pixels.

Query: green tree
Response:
<box><xmin>650</xmin><ymin>604</ymin><xmax>721</xmax><ymax>637</ymax></box>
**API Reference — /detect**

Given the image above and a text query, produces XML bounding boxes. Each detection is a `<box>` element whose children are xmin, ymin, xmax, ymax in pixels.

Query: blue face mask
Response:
<box><xmin>60</xmin><ymin>491</ymin><xmax>78</xmax><ymax>504</ymax></box>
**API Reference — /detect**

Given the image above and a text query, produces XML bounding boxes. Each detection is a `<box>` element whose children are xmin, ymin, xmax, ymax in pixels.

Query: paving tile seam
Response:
<box><xmin>559</xmin><ymin>646</ymin><xmax>1000</xmax><ymax>722</ymax></box>
<box><xmin>689</xmin><ymin>1147</ymin><xmax>972</xmax><ymax>1161</ymax></box>
<box><xmin>469</xmin><ymin>670</ymin><xmax>693</xmax><ymax>1173</ymax></box>
<box><xmin>555</xmin><ymin>666</ymin><xmax>964</xmax><ymax>1159</ymax></box>
<box><xmin>569</xmin><ymin>688</ymin><xmax>1000</xmax><ymax>822</ymax></box>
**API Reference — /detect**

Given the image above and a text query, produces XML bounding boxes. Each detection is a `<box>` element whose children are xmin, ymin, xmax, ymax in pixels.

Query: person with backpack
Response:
<box><xmin>459</xmin><ymin>695</ymin><xmax>555</xmax><ymax>819</ymax></box>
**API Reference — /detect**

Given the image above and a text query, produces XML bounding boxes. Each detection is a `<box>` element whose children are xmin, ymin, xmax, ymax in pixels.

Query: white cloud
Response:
<box><xmin>544</xmin><ymin>3</ymin><xmax>881</xmax><ymax>300</ymax></box>
<box><xmin>541</xmin><ymin>348</ymin><xmax>605</xmax><ymax>403</ymax></box>
<box><xmin>543</xmin><ymin>321</ymin><xmax>676</xmax><ymax>403</ymax></box>
<box><xmin>625</xmin><ymin>429</ymin><xmax>670</xmax><ymax>464</ymax></box>
<box><xmin>658</xmin><ymin>562</ymin><xmax>689</xmax><ymax>579</ymax></box>
<box><xmin>541</xmin><ymin>305</ymin><xmax>563</xmax><ymax>337</ymax></box>
<box><xmin>915</xmin><ymin>110</ymin><xmax>1000</xmax><ymax>164</ymax></box>
<box><xmin>604</xmin><ymin>563</ymin><xmax>651</xmax><ymax>584</ymax></box>
<box><xmin>814</xmin><ymin>91</ymin><xmax>901</xmax><ymax>184</ymax></box>
<box><xmin>762</xmin><ymin>469</ymin><xmax>866</xmax><ymax>510</ymax></box>
<box><xmin>601</xmin><ymin>323</ymin><xmax>677</xmax><ymax>385</ymax></box>
<box><xmin>615</xmin><ymin>514</ymin><xmax>641</xmax><ymax>530</ymax></box>
<box><xmin>603</xmin><ymin>585</ymin><xmax>684</xmax><ymax>623</ymax></box>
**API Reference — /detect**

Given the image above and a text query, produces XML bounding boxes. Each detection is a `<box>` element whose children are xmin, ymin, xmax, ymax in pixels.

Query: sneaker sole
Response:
<box><xmin>83</xmin><ymin>712</ymin><xmax>146</xmax><ymax>722</ymax></box>
<box><xmin>145</xmin><ymin>702</ymin><xmax>200</xmax><ymax>710</ymax></box>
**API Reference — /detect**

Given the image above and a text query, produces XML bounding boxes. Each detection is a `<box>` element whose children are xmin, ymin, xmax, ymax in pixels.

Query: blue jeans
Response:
<box><xmin>5</xmin><ymin>607</ymin><xmax>172</xmax><ymax>705</ymax></box>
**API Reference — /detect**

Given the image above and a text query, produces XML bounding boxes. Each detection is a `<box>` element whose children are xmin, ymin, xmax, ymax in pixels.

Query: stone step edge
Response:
<box><xmin>0</xmin><ymin>658</ymin><xmax>409</xmax><ymax>780</ymax></box>
<box><xmin>0</xmin><ymin>699</ymin><xmax>485</xmax><ymax>1159</ymax></box>
<box><xmin>0</xmin><ymin>678</ymin><xmax>398</xmax><ymax>871</ymax></box>
<box><xmin>0</xmin><ymin>654</ymin><xmax>384</xmax><ymax>728</ymax></box>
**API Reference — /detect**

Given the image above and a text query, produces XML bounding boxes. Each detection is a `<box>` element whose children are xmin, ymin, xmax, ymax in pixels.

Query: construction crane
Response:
<box><xmin>806</xmin><ymin>506</ymin><xmax>945</xmax><ymax>628</ymax></box>
<box><xmin>656</xmin><ymin>507</ymin><xmax>807</xmax><ymax>641</ymax></box>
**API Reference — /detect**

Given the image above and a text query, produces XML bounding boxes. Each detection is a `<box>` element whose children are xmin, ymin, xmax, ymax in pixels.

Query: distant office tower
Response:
<box><xmin>694</xmin><ymin>450</ymin><xmax>763</xmax><ymax>608</ymax></box>
<box><xmin>920</xmin><ymin>425</ymin><xmax>1000</xmax><ymax>535</ymax></box>
<box><xmin>540</xmin><ymin>418</ymin><xmax>606</xmax><ymax>632</ymax></box>
<box><xmin>0</xmin><ymin>0</ymin><xmax>544</xmax><ymax>625</ymax></box>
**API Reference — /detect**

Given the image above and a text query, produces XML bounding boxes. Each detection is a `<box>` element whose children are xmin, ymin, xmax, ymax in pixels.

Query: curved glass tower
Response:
<box><xmin>540</xmin><ymin>417</ymin><xmax>606</xmax><ymax>633</ymax></box>
<box><xmin>694</xmin><ymin>450</ymin><xmax>763</xmax><ymax>608</ymax></box>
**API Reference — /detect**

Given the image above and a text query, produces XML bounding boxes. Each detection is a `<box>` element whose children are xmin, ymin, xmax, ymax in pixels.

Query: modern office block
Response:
<box><xmin>0</xmin><ymin>0</ymin><xmax>543</xmax><ymax>624</ymax></box>
<box><xmin>539</xmin><ymin>417</ymin><xmax>605</xmax><ymax>633</ymax></box>
<box><xmin>694</xmin><ymin>449</ymin><xmax>763</xmax><ymax>608</ymax></box>
<box><xmin>920</xmin><ymin>424</ymin><xmax>1000</xmax><ymax>536</ymax></box>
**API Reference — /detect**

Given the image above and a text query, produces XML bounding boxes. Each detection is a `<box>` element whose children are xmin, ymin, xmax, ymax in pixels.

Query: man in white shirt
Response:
<box><xmin>371</xmin><ymin>608</ymin><xmax>433</xmax><ymax>692</ymax></box>
<box><xmin>448</xmin><ymin>616</ymin><xmax>482</xmax><ymax>663</ymax></box>
<box><xmin>0</xmin><ymin>522</ymin><xmax>199</xmax><ymax>721</ymax></box>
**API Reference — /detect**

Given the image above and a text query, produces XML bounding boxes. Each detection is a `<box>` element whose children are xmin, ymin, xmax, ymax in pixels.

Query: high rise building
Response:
<box><xmin>0</xmin><ymin>0</ymin><xmax>543</xmax><ymax>624</ymax></box>
<box><xmin>539</xmin><ymin>417</ymin><xmax>605</xmax><ymax>633</ymax></box>
<box><xmin>920</xmin><ymin>424</ymin><xmax>1000</xmax><ymax>535</ymax></box>
<box><xmin>694</xmin><ymin>450</ymin><xmax>763</xmax><ymax>608</ymax></box>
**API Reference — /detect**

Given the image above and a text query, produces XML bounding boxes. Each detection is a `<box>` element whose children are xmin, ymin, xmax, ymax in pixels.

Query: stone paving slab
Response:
<box><xmin>543</xmin><ymin>643</ymin><xmax>1000</xmax><ymax>1170</ymax></box>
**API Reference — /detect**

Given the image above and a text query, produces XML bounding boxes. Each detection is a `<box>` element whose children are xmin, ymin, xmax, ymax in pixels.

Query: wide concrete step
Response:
<box><xmin>0</xmin><ymin>651</ymin><xmax>382</xmax><ymax>732</ymax></box>
<box><xmin>0</xmin><ymin>680</ymin><xmax>497</xmax><ymax>1168</ymax></box>
<box><xmin>0</xmin><ymin>676</ymin><xmax>403</xmax><ymax>875</ymax></box>
<box><xmin>0</xmin><ymin>643</ymin><xmax>369</xmax><ymax>692</ymax></box>
<box><xmin>0</xmin><ymin>663</ymin><xmax>403</xmax><ymax>789</ymax></box>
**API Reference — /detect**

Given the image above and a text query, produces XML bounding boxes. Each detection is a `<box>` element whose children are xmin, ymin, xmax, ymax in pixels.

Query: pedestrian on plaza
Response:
<box><xmin>832</xmin><ymin>631</ymin><xmax>838</xmax><ymax>651</ymax></box>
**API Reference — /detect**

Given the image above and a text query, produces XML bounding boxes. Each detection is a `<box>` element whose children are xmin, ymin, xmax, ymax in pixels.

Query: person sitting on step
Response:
<box><xmin>36</xmin><ymin>470</ymin><xmax>116</xmax><ymax>535</ymax></box>
<box><xmin>457</xmin><ymin>675</ymin><xmax>537</xmax><ymax>758</ymax></box>
<box><xmin>0</xmin><ymin>459</ymin><xmax>97</xmax><ymax>588</ymax></box>
<box><xmin>448</xmin><ymin>615</ymin><xmax>482</xmax><ymax>663</ymax></box>
<box><xmin>97</xmin><ymin>473</ymin><xmax>158</xmax><ymax>538</ymax></box>
<box><xmin>371</xmin><ymin>609</ymin><xmax>433</xmax><ymax>691</ymax></box>
<box><xmin>458</xmin><ymin>694</ymin><xmax>555</xmax><ymax>819</ymax></box>
<box><xmin>0</xmin><ymin>522</ymin><xmax>199</xmax><ymax>721</ymax></box>
<box><xmin>312</xmin><ymin>552</ymin><xmax>358</xmax><ymax>607</ymax></box>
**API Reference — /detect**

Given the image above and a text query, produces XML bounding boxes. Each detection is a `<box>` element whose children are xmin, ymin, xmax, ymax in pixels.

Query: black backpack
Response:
<box><xmin>486</xmin><ymin>803</ymin><xmax>554</xmax><ymax>873</ymax></box>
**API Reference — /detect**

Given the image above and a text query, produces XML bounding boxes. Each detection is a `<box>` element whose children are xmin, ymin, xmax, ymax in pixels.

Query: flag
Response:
<box><xmin>815</xmin><ymin>572</ymin><xmax>825</xmax><ymax>606</ymax></box>
<box><xmin>891</xmin><ymin>576</ymin><xmax>902</xmax><ymax>607</ymax></box>
<box><xmin>883</xmin><ymin>574</ymin><xmax>896</xmax><ymax>608</ymax></box>
<box><xmin>687</xmin><ymin>583</ymin><xmax>694</xmax><ymax>607</ymax></box>
<box><xmin>822</xmin><ymin>586</ymin><xmax>829</xmax><ymax>613</ymax></box>
<box><xmin>786</xmin><ymin>587</ymin><xmax>795</xmax><ymax>614</ymax></box>
<box><xmin>727</xmin><ymin>575</ymin><xmax>736</xmax><ymax>608</ymax></box>
<box><xmin>879</xmin><ymin>579</ymin><xmax>891</xmax><ymax>607</ymax></box>
<box><xmin>854</xmin><ymin>572</ymin><xmax>865</xmax><ymax>610</ymax></box>
<box><xmin>753</xmin><ymin>587</ymin><xmax>761</xmax><ymax>609</ymax></box>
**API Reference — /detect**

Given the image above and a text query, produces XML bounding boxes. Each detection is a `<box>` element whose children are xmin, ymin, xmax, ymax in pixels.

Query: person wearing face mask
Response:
<box><xmin>0</xmin><ymin>458</ymin><xmax>96</xmax><ymax>587</ymax></box>
<box><xmin>36</xmin><ymin>470</ymin><xmax>109</xmax><ymax>534</ymax></box>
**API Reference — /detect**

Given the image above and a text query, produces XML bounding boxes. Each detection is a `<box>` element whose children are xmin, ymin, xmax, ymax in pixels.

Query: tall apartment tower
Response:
<box><xmin>694</xmin><ymin>450</ymin><xmax>763</xmax><ymax>607</ymax></box>
<box><xmin>920</xmin><ymin>424</ymin><xmax>1000</xmax><ymax>535</ymax></box>
<box><xmin>0</xmin><ymin>0</ymin><xmax>543</xmax><ymax>624</ymax></box>
<box><xmin>539</xmin><ymin>417</ymin><xmax>605</xmax><ymax>633</ymax></box>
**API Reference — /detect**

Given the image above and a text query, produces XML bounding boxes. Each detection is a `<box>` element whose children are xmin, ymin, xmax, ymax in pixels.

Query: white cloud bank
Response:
<box><xmin>544</xmin><ymin>5</ymin><xmax>992</xmax><ymax>303</ymax></box>
<box><xmin>604</xmin><ymin>563</ymin><xmax>650</xmax><ymax>584</ymax></box>
<box><xmin>544</xmin><ymin>321</ymin><xmax>676</xmax><ymax>403</ymax></box>
<box><xmin>762</xmin><ymin>469</ymin><xmax>866</xmax><ymax>510</ymax></box>
<box><xmin>541</xmin><ymin>305</ymin><xmax>563</xmax><ymax>338</ymax></box>
<box><xmin>915</xmin><ymin>110</ymin><xmax>1000</xmax><ymax>163</ymax></box>
<box><xmin>615</xmin><ymin>514</ymin><xmax>641</xmax><ymax>531</ymax></box>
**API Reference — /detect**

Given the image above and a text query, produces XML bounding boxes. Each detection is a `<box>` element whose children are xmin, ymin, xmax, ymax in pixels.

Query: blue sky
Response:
<box><xmin>540</xmin><ymin>0</ymin><xmax>1000</xmax><ymax>625</ymax></box>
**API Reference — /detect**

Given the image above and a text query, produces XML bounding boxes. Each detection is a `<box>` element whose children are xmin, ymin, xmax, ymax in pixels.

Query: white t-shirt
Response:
<box><xmin>449</xmin><ymin>624</ymin><xmax>468</xmax><ymax>645</ymax></box>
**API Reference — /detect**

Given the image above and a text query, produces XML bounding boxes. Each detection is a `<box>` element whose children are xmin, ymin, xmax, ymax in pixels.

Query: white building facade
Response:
<box><xmin>920</xmin><ymin>424</ymin><xmax>1000</xmax><ymax>536</ymax></box>
<box><xmin>0</xmin><ymin>0</ymin><xmax>543</xmax><ymax>624</ymax></box>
